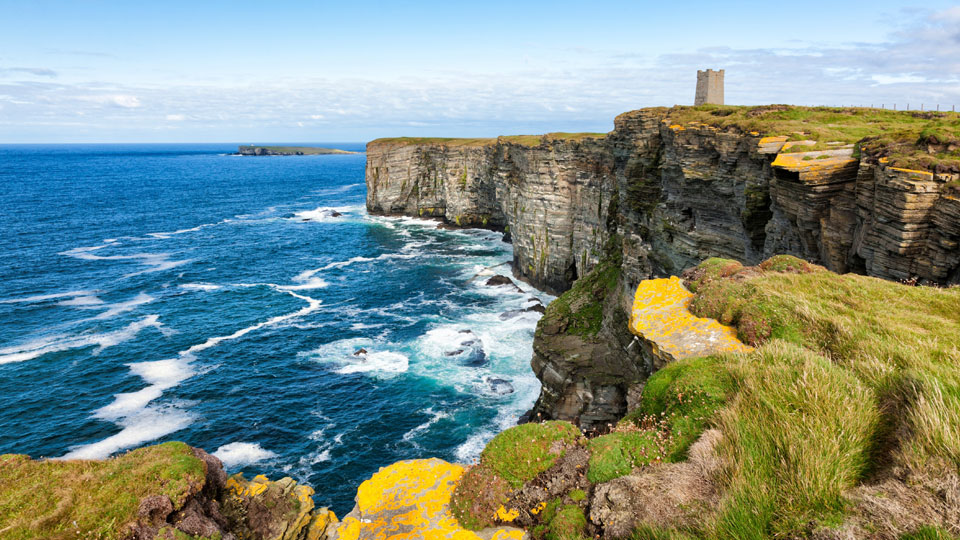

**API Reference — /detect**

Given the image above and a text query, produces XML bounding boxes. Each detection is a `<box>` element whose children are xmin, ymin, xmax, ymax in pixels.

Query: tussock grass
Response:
<box><xmin>0</xmin><ymin>441</ymin><xmax>204</xmax><ymax>540</ymax></box>
<box><xmin>682</xmin><ymin>255</ymin><xmax>960</xmax><ymax>537</ymax></box>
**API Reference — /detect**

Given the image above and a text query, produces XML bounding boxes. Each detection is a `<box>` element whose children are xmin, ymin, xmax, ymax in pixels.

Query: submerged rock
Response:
<box><xmin>485</xmin><ymin>275</ymin><xmax>524</xmax><ymax>292</ymax></box>
<box><xmin>485</xmin><ymin>377</ymin><xmax>515</xmax><ymax>395</ymax></box>
<box><xmin>444</xmin><ymin>330</ymin><xmax>486</xmax><ymax>366</ymax></box>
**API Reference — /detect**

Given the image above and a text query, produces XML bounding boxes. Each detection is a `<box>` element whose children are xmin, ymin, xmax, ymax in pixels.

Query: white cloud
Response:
<box><xmin>165</xmin><ymin>114</ymin><xmax>185</xmax><ymax>121</ymax></box>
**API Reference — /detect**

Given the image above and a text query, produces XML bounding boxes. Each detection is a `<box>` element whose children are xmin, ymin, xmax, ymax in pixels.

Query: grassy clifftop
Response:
<box><xmin>367</xmin><ymin>132</ymin><xmax>607</xmax><ymax>149</ymax></box>
<box><xmin>663</xmin><ymin>105</ymin><xmax>960</xmax><ymax>173</ymax></box>
<box><xmin>451</xmin><ymin>256</ymin><xmax>960</xmax><ymax>539</ymax></box>
<box><xmin>0</xmin><ymin>442</ymin><xmax>205</xmax><ymax>539</ymax></box>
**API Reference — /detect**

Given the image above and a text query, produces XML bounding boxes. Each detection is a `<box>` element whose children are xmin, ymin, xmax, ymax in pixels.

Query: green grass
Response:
<box><xmin>679</xmin><ymin>255</ymin><xmax>960</xmax><ymax>537</ymax></box>
<box><xmin>663</xmin><ymin>105</ymin><xmax>960</xmax><ymax>172</ymax></box>
<box><xmin>900</xmin><ymin>526</ymin><xmax>960</xmax><ymax>540</ymax></box>
<box><xmin>545</xmin><ymin>505</ymin><xmax>587</xmax><ymax>540</ymax></box>
<box><xmin>481</xmin><ymin>421</ymin><xmax>584</xmax><ymax>488</ymax></box>
<box><xmin>589</xmin><ymin>357</ymin><xmax>736</xmax><ymax>484</ymax></box>
<box><xmin>369</xmin><ymin>132</ymin><xmax>607</xmax><ymax>149</ymax></box>
<box><xmin>538</xmin><ymin>237</ymin><xmax>622</xmax><ymax>339</ymax></box>
<box><xmin>451</xmin><ymin>421</ymin><xmax>583</xmax><ymax>531</ymax></box>
<box><xmin>0</xmin><ymin>441</ymin><xmax>205</xmax><ymax>540</ymax></box>
<box><xmin>587</xmin><ymin>431</ymin><xmax>665</xmax><ymax>483</ymax></box>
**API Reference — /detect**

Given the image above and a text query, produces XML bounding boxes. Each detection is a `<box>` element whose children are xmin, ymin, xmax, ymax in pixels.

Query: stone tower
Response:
<box><xmin>695</xmin><ymin>69</ymin><xmax>724</xmax><ymax>105</ymax></box>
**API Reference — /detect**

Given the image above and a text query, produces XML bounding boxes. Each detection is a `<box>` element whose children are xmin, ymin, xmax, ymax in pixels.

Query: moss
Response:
<box><xmin>587</xmin><ymin>431</ymin><xmax>664</xmax><ymax>483</ymax></box>
<box><xmin>539</xmin><ymin>235</ymin><xmax>622</xmax><ymax>339</ymax></box>
<box><xmin>481</xmin><ymin>421</ymin><xmax>584</xmax><ymax>489</ymax></box>
<box><xmin>630</xmin><ymin>525</ymin><xmax>702</xmax><ymax>540</ymax></box>
<box><xmin>449</xmin><ymin>463</ymin><xmax>511</xmax><ymax>531</ymax></box>
<box><xmin>0</xmin><ymin>441</ymin><xmax>205</xmax><ymax>540</ymax></box>
<box><xmin>568</xmin><ymin>489</ymin><xmax>586</xmax><ymax>502</ymax></box>
<box><xmin>545</xmin><ymin>505</ymin><xmax>587</xmax><ymax>540</ymax></box>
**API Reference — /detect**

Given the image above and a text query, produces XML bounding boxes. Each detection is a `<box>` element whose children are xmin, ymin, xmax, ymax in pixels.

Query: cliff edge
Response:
<box><xmin>365</xmin><ymin>104</ymin><xmax>960</xmax><ymax>427</ymax></box>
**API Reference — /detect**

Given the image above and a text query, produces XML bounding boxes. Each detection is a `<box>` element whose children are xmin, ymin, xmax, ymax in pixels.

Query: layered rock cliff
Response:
<box><xmin>365</xmin><ymin>106</ymin><xmax>960</xmax><ymax>427</ymax></box>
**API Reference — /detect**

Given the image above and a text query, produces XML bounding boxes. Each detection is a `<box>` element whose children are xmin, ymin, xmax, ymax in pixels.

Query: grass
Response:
<box><xmin>369</xmin><ymin>132</ymin><xmax>607</xmax><ymax>149</ymax></box>
<box><xmin>588</xmin><ymin>357</ymin><xmax>735</xmax><ymax>484</ymax></box>
<box><xmin>481</xmin><ymin>421</ymin><xmax>584</xmax><ymax>488</ymax></box>
<box><xmin>0</xmin><ymin>441</ymin><xmax>205</xmax><ymax>540</ymax></box>
<box><xmin>451</xmin><ymin>421</ymin><xmax>583</xmax><ymax>531</ymax></box>
<box><xmin>663</xmin><ymin>105</ymin><xmax>960</xmax><ymax>172</ymax></box>
<box><xmin>545</xmin><ymin>505</ymin><xmax>587</xmax><ymax>540</ymax></box>
<box><xmin>679</xmin><ymin>255</ymin><xmax>960</xmax><ymax>537</ymax></box>
<box><xmin>538</xmin><ymin>236</ymin><xmax>622</xmax><ymax>339</ymax></box>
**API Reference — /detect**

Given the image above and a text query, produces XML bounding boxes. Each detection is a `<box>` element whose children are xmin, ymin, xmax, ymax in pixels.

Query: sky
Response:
<box><xmin>1</xmin><ymin>0</ymin><xmax>959</xmax><ymax>143</ymax></box>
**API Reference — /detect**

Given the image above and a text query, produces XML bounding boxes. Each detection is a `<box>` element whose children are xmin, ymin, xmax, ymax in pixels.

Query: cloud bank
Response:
<box><xmin>1</xmin><ymin>8</ymin><xmax>957</xmax><ymax>142</ymax></box>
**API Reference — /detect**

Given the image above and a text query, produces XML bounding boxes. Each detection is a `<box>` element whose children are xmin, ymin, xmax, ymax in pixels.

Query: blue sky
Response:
<box><xmin>1</xmin><ymin>0</ymin><xmax>959</xmax><ymax>142</ymax></box>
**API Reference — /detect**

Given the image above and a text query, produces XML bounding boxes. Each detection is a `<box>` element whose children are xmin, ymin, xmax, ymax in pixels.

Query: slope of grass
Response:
<box><xmin>681</xmin><ymin>255</ymin><xmax>960</xmax><ymax>537</ymax></box>
<box><xmin>369</xmin><ymin>132</ymin><xmax>607</xmax><ymax>149</ymax></box>
<box><xmin>664</xmin><ymin>105</ymin><xmax>960</xmax><ymax>172</ymax></box>
<box><xmin>0</xmin><ymin>441</ymin><xmax>205</xmax><ymax>540</ymax></box>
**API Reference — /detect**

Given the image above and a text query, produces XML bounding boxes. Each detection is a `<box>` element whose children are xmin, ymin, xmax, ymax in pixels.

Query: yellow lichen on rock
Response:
<box><xmin>496</xmin><ymin>505</ymin><xmax>520</xmax><ymax>522</ymax></box>
<box><xmin>629</xmin><ymin>276</ymin><xmax>751</xmax><ymax>362</ymax></box>
<box><xmin>330</xmin><ymin>458</ymin><xmax>526</xmax><ymax>540</ymax></box>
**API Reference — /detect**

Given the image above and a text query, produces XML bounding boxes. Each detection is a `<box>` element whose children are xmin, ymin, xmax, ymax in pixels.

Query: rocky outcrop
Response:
<box><xmin>365</xmin><ymin>107</ymin><xmax>960</xmax><ymax>425</ymax></box>
<box><xmin>328</xmin><ymin>458</ymin><xmax>526</xmax><ymax>540</ymax></box>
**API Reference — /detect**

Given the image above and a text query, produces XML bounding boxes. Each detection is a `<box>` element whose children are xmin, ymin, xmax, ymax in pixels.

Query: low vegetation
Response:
<box><xmin>370</xmin><ymin>132</ymin><xmax>607</xmax><ymax>149</ymax></box>
<box><xmin>456</xmin><ymin>254</ymin><xmax>959</xmax><ymax>538</ymax></box>
<box><xmin>537</xmin><ymin>237</ymin><xmax>622</xmax><ymax>339</ymax></box>
<box><xmin>0</xmin><ymin>441</ymin><xmax>205</xmax><ymax>540</ymax></box>
<box><xmin>664</xmin><ymin>105</ymin><xmax>960</xmax><ymax>172</ymax></box>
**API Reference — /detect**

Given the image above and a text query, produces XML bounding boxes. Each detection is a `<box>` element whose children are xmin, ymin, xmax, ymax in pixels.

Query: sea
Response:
<box><xmin>0</xmin><ymin>143</ymin><xmax>549</xmax><ymax>515</ymax></box>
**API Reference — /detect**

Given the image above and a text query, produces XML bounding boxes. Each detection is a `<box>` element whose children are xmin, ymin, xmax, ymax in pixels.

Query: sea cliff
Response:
<box><xmin>365</xmin><ymin>105</ymin><xmax>960</xmax><ymax>427</ymax></box>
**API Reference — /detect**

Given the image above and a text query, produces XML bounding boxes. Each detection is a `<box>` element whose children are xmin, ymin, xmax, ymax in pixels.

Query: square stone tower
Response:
<box><xmin>695</xmin><ymin>69</ymin><xmax>724</xmax><ymax>105</ymax></box>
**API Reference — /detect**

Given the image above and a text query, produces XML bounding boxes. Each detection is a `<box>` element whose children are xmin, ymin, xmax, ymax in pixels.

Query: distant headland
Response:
<box><xmin>237</xmin><ymin>145</ymin><xmax>359</xmax><ymax>156</ymax></box>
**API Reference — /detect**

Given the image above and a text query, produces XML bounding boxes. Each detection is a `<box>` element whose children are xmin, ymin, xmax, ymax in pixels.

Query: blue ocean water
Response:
<box><xmin>0</xmin><ymin>144</ymin><xmax>548</xmax><ymax>514</ymax></box>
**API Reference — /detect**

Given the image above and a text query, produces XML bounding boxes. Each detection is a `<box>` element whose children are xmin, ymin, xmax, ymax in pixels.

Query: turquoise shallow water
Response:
<box><xmin>0</xmin><ymin>144</ymin><xmax>549</xmax><ymax>514</ymax></box>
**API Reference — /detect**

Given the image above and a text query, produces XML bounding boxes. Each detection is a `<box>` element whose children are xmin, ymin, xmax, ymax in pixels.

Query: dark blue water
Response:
<box><xmin>0</xmin><ymin>144</ymin><xmax>548</xmax><ymax>514</ymax></box>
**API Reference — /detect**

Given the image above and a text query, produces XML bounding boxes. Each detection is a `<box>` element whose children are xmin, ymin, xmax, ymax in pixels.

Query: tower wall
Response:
<box><xmin>695</xmin><ymin>69</ymin><xmax>724</xmax><ymax>105</ymax></box>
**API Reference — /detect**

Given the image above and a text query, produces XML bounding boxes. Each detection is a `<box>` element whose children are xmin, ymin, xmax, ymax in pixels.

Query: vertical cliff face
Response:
<box><xmin>365</xmin><ymin>109</ymin><xmax>960</xmax><ymax>427</ymax></box>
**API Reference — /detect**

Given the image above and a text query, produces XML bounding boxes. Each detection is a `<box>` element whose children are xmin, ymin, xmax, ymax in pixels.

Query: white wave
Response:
<box><xmin>311</xmin><ymin>183</ymin><xmax>362</xmax><ymax>196</ymax></box>
<box><xmin>146</xmin><ymin>220</ymin><xmax>228</xmax><ymax>239</ymax></box>
<box><xmin>456</xmin><ymin>429</ymin><xmax>493</xmax><ymax>463</ymax></box>
<box><xmin>279</xmin><ymin>274</ymin><xmax>329</xmax><ymax>291</ymax></box>
<box><xmin>0</xmin><ymin>290</ymin><xmax>99</xmax><ymax>304</ymax></box>
<box><xmin>402</xmin><ymin>408</ymin><xmax>450</xmax><ymax>443</ymax></box>
<box><xmin>184</xmin><ymin>289</ymin><xmax>322</xmax><ymax>356</ymax></box>
<box><xmin>61</xmin><ymin>404</ymin><xmax>194</xmax><ymax>460</ymax></box>
<box><xmin>180</xmin><ymin>283</ymin><xmax>221</xmax><ymax>291</ymax></box>
<box><xmin>336</xmin><ymin>351</ymin><xmax>409</xmax><ymax>374</ymax></box>
<box><xmin>58</xmin><ymin>295</ymin><xmax>104</xmax><ymax>307</ymax></box>
<box><xmin>291</xmin><ymin>205</ymin><xmax>360</xmax><ymax>223</ymax></box>
<box><xmin>291</xmin><ymin>252</ymin><xmax>420</xmax><ymax>288</ymax></box>
<box><xmin>67</xmin><ymin>288</ymin><xmax>322</xmax><ymax>459</ymax></box>
<box><xmin>0</xmin><ymin>315</ymin><xmax>163</xmax><ymax>365</ymax></box>
<box><xmin>88</xmin><ymin>292</ymin><xmax>153</xmax><ymax>320</ymax></box>
<box><xmin>213</xmin><ymin>442</ymin><xmax>278</xmax><ymax>469</ymax></box>
<box><xmin>94</xmin><ymin>357</ymin><xmax>196</xmax><ymax>420</ymax></box>
<box><xmin>61</xmin><ymin>246</ymin><xmax>192</xmax><ymax>277</ymax></box>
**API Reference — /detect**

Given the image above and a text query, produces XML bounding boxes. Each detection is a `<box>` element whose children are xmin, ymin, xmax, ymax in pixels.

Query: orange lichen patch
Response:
<box><xmin>668</xmin><ymin>124</ymin><xmax>686</xmax><ymax>131</ymax></box>
<box><xmin>496</xmin><ymin>505</ymin><xmax>520</xmax><ymax>522</ymax></box>
<box><xmin>771</xmin><ymin>147</ymin><xmax>859</xmax><ymax>185</ymax></box>
<box><xmin>331</xmin><ymin>458</ymin><xmax>526</xmax><ymax>540</ymax></box>
<box><xmin>889</xmin><ymin>166</ymin><xmax>935</xmax><ymax>180</ymax></box>
<box><xmin>629</xmin><ymin>276</ymin><xmax>752</xmax><ymax>362</ymax></box>
<box><xmin>530</xmin><ymin>502</ymin><xmax>547</xmax><ymax>515</ymax></box>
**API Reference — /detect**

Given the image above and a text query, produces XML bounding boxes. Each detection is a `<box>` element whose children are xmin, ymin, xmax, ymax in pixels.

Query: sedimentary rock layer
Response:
<box><xmin>366</xmin><ymin>108</ymin><xmax>960</xmax><ymax>426</ymax></box>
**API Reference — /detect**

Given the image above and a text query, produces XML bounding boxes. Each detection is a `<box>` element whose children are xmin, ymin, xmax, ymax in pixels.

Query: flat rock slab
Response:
<box><xmin>330</xmin><ymin>458</ymin><xmax>526</xmax><ymax>540</ymax></box>
<box><xmin>628</xmin><ymin>276</ymin><xmax>752</xmax><ymax>361</ymax></box>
